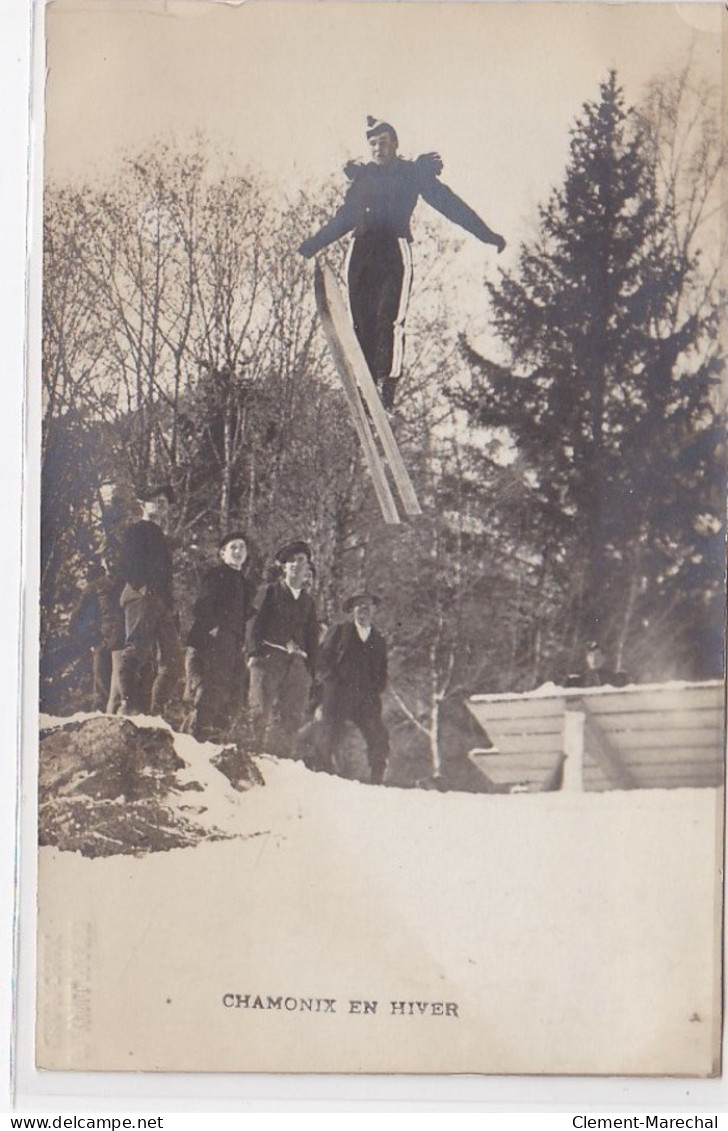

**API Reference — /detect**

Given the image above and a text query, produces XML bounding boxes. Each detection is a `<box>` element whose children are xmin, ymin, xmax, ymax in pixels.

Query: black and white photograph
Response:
<box><xmin>27</xmin><ymin>0</ymin><xmax>725</xmax><ymax>1080</ymax></box>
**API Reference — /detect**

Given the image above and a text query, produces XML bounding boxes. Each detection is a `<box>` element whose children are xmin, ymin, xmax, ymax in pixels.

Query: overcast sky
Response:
<box><xmin>43</xmin><ymin>1</ymin><xmax>723</xmax><ymax>251</ymax></box>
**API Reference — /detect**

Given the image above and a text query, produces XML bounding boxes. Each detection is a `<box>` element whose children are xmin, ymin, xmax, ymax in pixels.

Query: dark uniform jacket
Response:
<box><xmin>319</xmin><ymin>621</ymin><xmax>388</xmax><ymax>699</ymax></box>
<box><xmin>299</xmin><ymin>155</ymin><xmax>501</xmax><ymax>255</ymax></box>
<box><xmin>119</xmin><ymin>520</ymin><xmax>175</xmax><ymax>608</ymax></box>
<box><xmin>186</xmin><ymin>565</ymin><xmax>255</xmax><ymax>652</ymax></box>
<box><xmin>249</xmin><ymin>581</ymin><xmax>319</xmax><ymax>676</ymax></box>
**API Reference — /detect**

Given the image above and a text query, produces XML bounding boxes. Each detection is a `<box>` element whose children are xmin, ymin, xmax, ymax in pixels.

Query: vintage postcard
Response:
<box><xmin>26</xmin><ymin>0</ymin><xmax>725</xmax><ymax>1079</ymax></box>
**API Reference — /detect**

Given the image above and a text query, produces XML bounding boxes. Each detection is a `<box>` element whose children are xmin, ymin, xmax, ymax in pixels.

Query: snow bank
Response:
<box><xmin>36</xmin><ymin>752</ymin><xmax>723</xmax><ymax>1076</ymax></box>
<box><xmin>38</xmin><ymin>714</ymin><xmax>262</xmax><ymax>854</ymax></box>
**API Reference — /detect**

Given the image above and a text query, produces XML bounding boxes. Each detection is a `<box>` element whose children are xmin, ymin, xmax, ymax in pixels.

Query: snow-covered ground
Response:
<box><xmin>36</xmin><ymin>732</ymin><xmax>722</xmax><ymax>1076</ymax></box>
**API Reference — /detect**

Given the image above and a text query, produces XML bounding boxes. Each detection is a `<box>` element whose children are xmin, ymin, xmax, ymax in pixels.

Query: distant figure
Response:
<box><xmin>298</xmin><ymin>116</ymin><xmax>505</xmax><ymax>409</ymax></box>
<box><xmin>248</xmin><ymin>540</ymin><xmax>319</xmax><ymax>755</ymax></box>
<box><xmin>564</xmin><ymin>641</ymin><xmax>630</xmax><ymax>688</ymax></box>
<box><xmin>315</xmin><ymin>592</ymin><xmax>390</xmax><ymax>785</ymax></box>
<box><xmin>117</xmin><ymin>485</ymin><xmax>183</xmax><ymax>716</ymax></box>
<box><xmin>184</xmin><ymin>531</ymin><xmax>256</xmax><ymax>742</ymax></box>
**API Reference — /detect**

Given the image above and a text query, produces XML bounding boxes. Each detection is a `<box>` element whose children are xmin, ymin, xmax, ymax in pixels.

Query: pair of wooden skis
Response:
<box><xmin>314</xmin><ymin>261</ymin><xmax>422</xmax><ymax>525</ymax></box>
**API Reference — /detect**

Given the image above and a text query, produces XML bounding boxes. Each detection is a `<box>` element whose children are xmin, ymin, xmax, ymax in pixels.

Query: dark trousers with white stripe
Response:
<box><xmin>347</xmin><ymin>231</ymin><xmax>412</xmax><ymax>407</ymax></box>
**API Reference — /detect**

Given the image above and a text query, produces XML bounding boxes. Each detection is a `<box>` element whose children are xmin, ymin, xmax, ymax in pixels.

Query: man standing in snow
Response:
<box><xmin>117</xmin><ymin>485</ymin><xmax>183</xmax><ymax>717</ymax></box>
<box><xmin>183</xmin><ymin>531</ymin><xmax>256</xmax><ymax>741</ymax></box>
<box><xmin>315</xmin><ymin>592</ymin><xmax>390</xmax><ymax>785</ymax></box>
<box><xmin>248</xmin><ymin>540</ymin><xmax>320</xmax><ymax>756</ymax></box>
<box><xmin>298</xmin><ymin>116</ymin><xmax>506</xmax><ymax>409</ymax></box>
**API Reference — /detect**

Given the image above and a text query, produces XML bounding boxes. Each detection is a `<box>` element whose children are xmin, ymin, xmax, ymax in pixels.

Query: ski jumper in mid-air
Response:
<box><xmin>299</xmin><ymin>116</ymin><xmax>506</xmax><ymax>409</ymax></box>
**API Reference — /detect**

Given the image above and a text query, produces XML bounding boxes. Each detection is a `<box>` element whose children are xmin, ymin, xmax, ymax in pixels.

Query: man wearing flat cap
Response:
<box><xmin>183</xmin><ymin>531</ymin><xmax>256</xmax><ymax>741</ymax></box>
<box><xmin>299</xmin><ymin>116</ymin><xmax>505</xmax><ymax>411</ymax></box>
<box><xmin>316</xmin><ymin>591</ymin><xmax>390</xmax><ymax>785</ymax></box>
<box><xmin>248</xmin><ymin>540</ymin><xmax>320</xmax><ymax>755</ymax></box>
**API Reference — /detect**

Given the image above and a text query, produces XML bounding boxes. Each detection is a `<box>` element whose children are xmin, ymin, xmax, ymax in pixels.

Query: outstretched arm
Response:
<box><xmin>298</xmin><ymin>188</ymin><xmax>358</xmax><ymax>258</ymax></box>
<box><xmin>419</xmin><ymin>175</ymin><xmax>506</xmax><ymax>252</ymax></box>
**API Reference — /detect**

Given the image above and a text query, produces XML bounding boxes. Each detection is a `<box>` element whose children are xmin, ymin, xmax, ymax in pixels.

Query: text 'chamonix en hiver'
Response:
<box><xmin>221</xmin><ymin>993</ymin><xmax>459</xmax><ymax>1017</ymax></box>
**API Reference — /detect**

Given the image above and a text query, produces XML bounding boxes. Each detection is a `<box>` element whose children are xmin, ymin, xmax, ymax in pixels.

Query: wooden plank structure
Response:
<box><xmin>466</xmin><ymin>680</ymin><xmax>726</xmax><ymax>793</ymax></box>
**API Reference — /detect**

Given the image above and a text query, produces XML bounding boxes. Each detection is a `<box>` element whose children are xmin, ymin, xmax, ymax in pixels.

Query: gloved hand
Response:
<box><xmin>344</xmin><ymin>159</ymin><xmax>365</xmax><ymax>181</ymax></box>
<box><xmin>298</xmin><ymin>237</ymin><xmax>318</xmax><ymax>259</ymax></box>
<box><xmin>416</xmin><ymin>151</ymin><xmax>444</xmax><ymax>178</ymax></box>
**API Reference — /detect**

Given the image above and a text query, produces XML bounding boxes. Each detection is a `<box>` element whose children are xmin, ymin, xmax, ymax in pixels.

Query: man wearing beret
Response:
<box><xmin>117</xmin><ymin>485</ymin><xmax>183</xmax><ymax>717</ymax></box>
<box><xmin>183</xmin><ymin>531</ymin><xmax>256</xmax><ymax>741</ymax></box>
<box><xmin>299</xmin><ymin>116</ymin><xmax>505</xmax><ymax>411</ymax></box>
<box><xmin>316</xmin><ymin>592</ymin><xmax>390</xmax><ymax>785</ymax></box>
<box><xmin>248</xmin><ymin>540</ymin><xmax>320</xmax><ymax>755</ymax></box>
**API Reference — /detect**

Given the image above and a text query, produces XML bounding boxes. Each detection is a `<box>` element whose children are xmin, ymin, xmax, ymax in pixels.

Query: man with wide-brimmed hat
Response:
<box><xmin>248</xmin><ymin>539</ymin><xmax>320</xmax><ymax>755</ymax></box>
<box><xmin>183</xmin><ymin>531</ymin><xmax>256</xmax><ymax>741</ymax></box>
<box><xmin>315</xmin><ymin>590</ymin><xmax>390</xmax><ymax>785</ymax></box>
<box><xmin>299</xmin><ymin>116</ymin><xmax>505</xmax><ymax>411</ymax></box>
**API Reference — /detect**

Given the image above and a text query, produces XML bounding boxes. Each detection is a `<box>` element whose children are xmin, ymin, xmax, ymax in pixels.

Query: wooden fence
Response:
<box><xmin>466</xmin><ymin>681</ymin><xmax>725</xmax><ymax>792</ymax></box>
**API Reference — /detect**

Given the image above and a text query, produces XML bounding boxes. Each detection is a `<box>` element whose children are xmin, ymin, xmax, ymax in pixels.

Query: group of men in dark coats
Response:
<box><xmin>76</xmin><ymin>485</ymin><xmax>391</xmax><ymax>785</ymax></box>
<box><xmin>206</xmin><ymin>536</ymin><xmax>390</xmax><ymax>784</ymax></box>
<box><xmin>62</xmin><ymin>114</ymin><xmax>505</xmax><ymax>780</ymax></box>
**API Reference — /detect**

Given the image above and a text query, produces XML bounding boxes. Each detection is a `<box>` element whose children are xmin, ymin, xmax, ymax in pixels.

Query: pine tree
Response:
<box><xmin>456</xmin><ymin>72</ymin><xmax>724</xmax><ymax>680</ymax></box>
